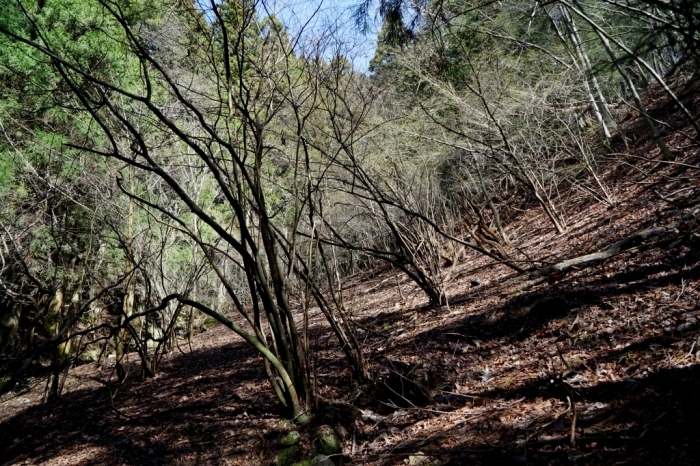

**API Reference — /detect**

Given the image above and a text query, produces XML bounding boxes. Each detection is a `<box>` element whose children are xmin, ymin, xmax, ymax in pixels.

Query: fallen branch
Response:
<box><xmin>512</xmin><ymin>206</ymin><xmax>700</xmax><ymax>292</ymax></box>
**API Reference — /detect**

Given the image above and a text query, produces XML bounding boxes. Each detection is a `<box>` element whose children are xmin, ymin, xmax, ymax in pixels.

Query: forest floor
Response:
<box><xmin>1</xmin><ymin>81</ymin><xmax>700</xmax><ymax>466</ymax></box>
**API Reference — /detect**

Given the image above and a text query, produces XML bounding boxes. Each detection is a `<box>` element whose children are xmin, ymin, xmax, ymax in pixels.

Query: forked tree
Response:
<box><xmin>0</xmin><ymin>0</ymin><xmax>369</xmax><ymax>419</ymax></box>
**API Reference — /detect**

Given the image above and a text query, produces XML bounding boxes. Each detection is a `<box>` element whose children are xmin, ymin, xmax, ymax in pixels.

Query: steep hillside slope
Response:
<box><xmin>1</xmin><ymin>79</ymin><xmax>699</xmax><ymax>466</ymax></box>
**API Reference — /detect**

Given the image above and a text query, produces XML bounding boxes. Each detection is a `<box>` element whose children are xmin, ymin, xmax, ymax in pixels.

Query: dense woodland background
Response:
<box><xmin>1</xmin><ymin>0</ymin><xmax>699</xmax><ymax>464</ymax></box>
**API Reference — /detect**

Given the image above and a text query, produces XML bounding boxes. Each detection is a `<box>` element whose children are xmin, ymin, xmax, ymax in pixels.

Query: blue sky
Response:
<box><xmin>263</xmin><ymin>0</ymin><xmax>380</xmax><ymax>72</ymax></box>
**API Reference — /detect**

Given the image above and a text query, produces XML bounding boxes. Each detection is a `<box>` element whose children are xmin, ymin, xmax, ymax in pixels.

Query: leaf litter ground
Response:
<box><xmin>2</xmin><ymin>83</ymin><xmax>700</xmax><ymax>466</ymax></box>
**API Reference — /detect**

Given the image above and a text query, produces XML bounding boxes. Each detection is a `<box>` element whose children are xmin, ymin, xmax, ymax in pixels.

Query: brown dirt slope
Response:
<box><xmin>1</xmin><ymin>78</ymin><xmax>700</xmax><ymax>466</ymax></box>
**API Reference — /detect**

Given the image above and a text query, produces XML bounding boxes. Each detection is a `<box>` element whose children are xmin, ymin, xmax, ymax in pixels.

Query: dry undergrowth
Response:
<box><xmin>1</xmin><ymin>82</ymin><xmax>700</xmax><ymax>466</ymax></box>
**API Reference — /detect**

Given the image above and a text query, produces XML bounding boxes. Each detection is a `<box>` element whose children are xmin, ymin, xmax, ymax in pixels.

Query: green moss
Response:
<box><xmin>275</xmin><ymin>446</ymin><xmax>299</xmax><ymax>466</ymax></box>
<box><xmin>79</xmin><ymin>348</ymin><xmax>100</xmax><ymax>362</ymax></box>
<box><xmin>201</xmin><ymin>317</ymin><xmax>217</xmax><ymax>330</ymax></box>
<box><xmin>279</xmin><ymin>430</ymin><xmax>301</xmax><ymax>447</ymax></box>
<box><xmin>316</xmin><ymin>426</ymin><xmax>341</xmax><ymax>455</ymax></box>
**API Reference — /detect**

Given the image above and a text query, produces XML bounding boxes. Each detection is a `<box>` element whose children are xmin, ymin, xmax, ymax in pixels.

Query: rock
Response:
<box><xmin>481</xmin><ymin>367</ymin><xmax>493</xmax><ymax>382</ymax></box>
<box><xmin>277</xmin><ymin>419</ymin><xmax>295</xmax><ymax>430</ymax></box>
<box><xmin>677</xmin><ymin>318</ymin><xmax>697</xmax><ymax>332</ymax></box>
<box><xmin>567</xmin><ymin>373</ymin><xmax>589</xmax><ymax>385</ymax></box>
<box><xmin>316</xmin><ymin>425</ymin><xmax>341</xmax><ymax>455</ymax></box>
<box><xmin>408</xmin><ymin>454</ymin><xmax>441</xmax><ymax>466</ymax></box>
<box><xmin>275</xmin><ymin>446</ymin><xmax>299</xmax><ymax>466</ymax></box>
<box><xmin>279</xmin><ymin>430</ymin><xmax>301</xmax><ymax>447</ymax></box>
<box><xmin>333</xmin><ymin>423</ymin><xmax>349</xmax><ymax>441</ymax></box>
<box><xmin>360</xmin><ymin>409</ymin><xmax>384</xmax><ymax>424</ymax></box>
<box><xmin>310</xmin><ymin>455</ymin><xmax>335</xmax><ymax>466</ymax></box>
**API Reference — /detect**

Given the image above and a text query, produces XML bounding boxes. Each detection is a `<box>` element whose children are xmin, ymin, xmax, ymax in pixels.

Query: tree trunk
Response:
<box><xmin>116</xmin><ymin>166</ymin><xmax>135</xmax><ymax>382</ymax></box>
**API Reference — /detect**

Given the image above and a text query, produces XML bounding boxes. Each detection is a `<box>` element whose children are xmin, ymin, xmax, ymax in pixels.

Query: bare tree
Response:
<box><xmin>0</xmin><ymin>0</ymin><xmax>382</xmax><ymax>417</ymax></box>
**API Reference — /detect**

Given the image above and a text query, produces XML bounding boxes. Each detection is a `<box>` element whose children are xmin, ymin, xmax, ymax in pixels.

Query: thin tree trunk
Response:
<box><xmin>565</xmin><ymin>0</ymin><xmax>700</xmax><ymax>140</ymax></box>
<box><xmin>553</xmin><ymin>6</ymin><xmax>613</xmax><ymax>138</ymax></box>
<box><xmin>46</xmin><ymin>283</ymin><xmax>64</xmax><ymax>403</ymax></box>
<box><xmin>116</xmin><ymin>166</ymin><xmax>135</xmax><ymax>382</ymax></box>
<box><xmin>560</xmin><ymin>6</ymin><xmax>616</xmax><ymax>132</ymax></box>
<box><xmin>476</xmin><ymin>160</ymin><xmax>509</xmax><ymax>244</ymax></box>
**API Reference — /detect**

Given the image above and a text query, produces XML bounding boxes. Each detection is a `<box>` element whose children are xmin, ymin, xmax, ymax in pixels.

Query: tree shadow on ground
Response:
<box><xmin>341</xmin><ymin>240</ymin><xmax>698</xmax><ymax>415</ymax></box>
<box><xmin>362</xmin><ymin>362</ymin><xmax>700</xmax><ymax>466</ymax></box>
<box><xmin>345</xmin><ymin>237</ymin><xmax>700</xmax><ymax>464</ymax></box>
<box><xmin>422</xmin><ymin>242</ymin><xmax>700</xmax><ymax>348</ymax></box>
<box><xmin>2</xmin><ymin>227</ymin><xmax>699</xmax><ymax>465</ymax></box>
<box><xmin>0</xmin><ymin>338</ymin><xmax>280</xmax><ymax>465</ymax></box>
<box><xmin>350</xmin><ymin>231</ymin><xmax>699</xmax><ymax>365</ymax></box>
